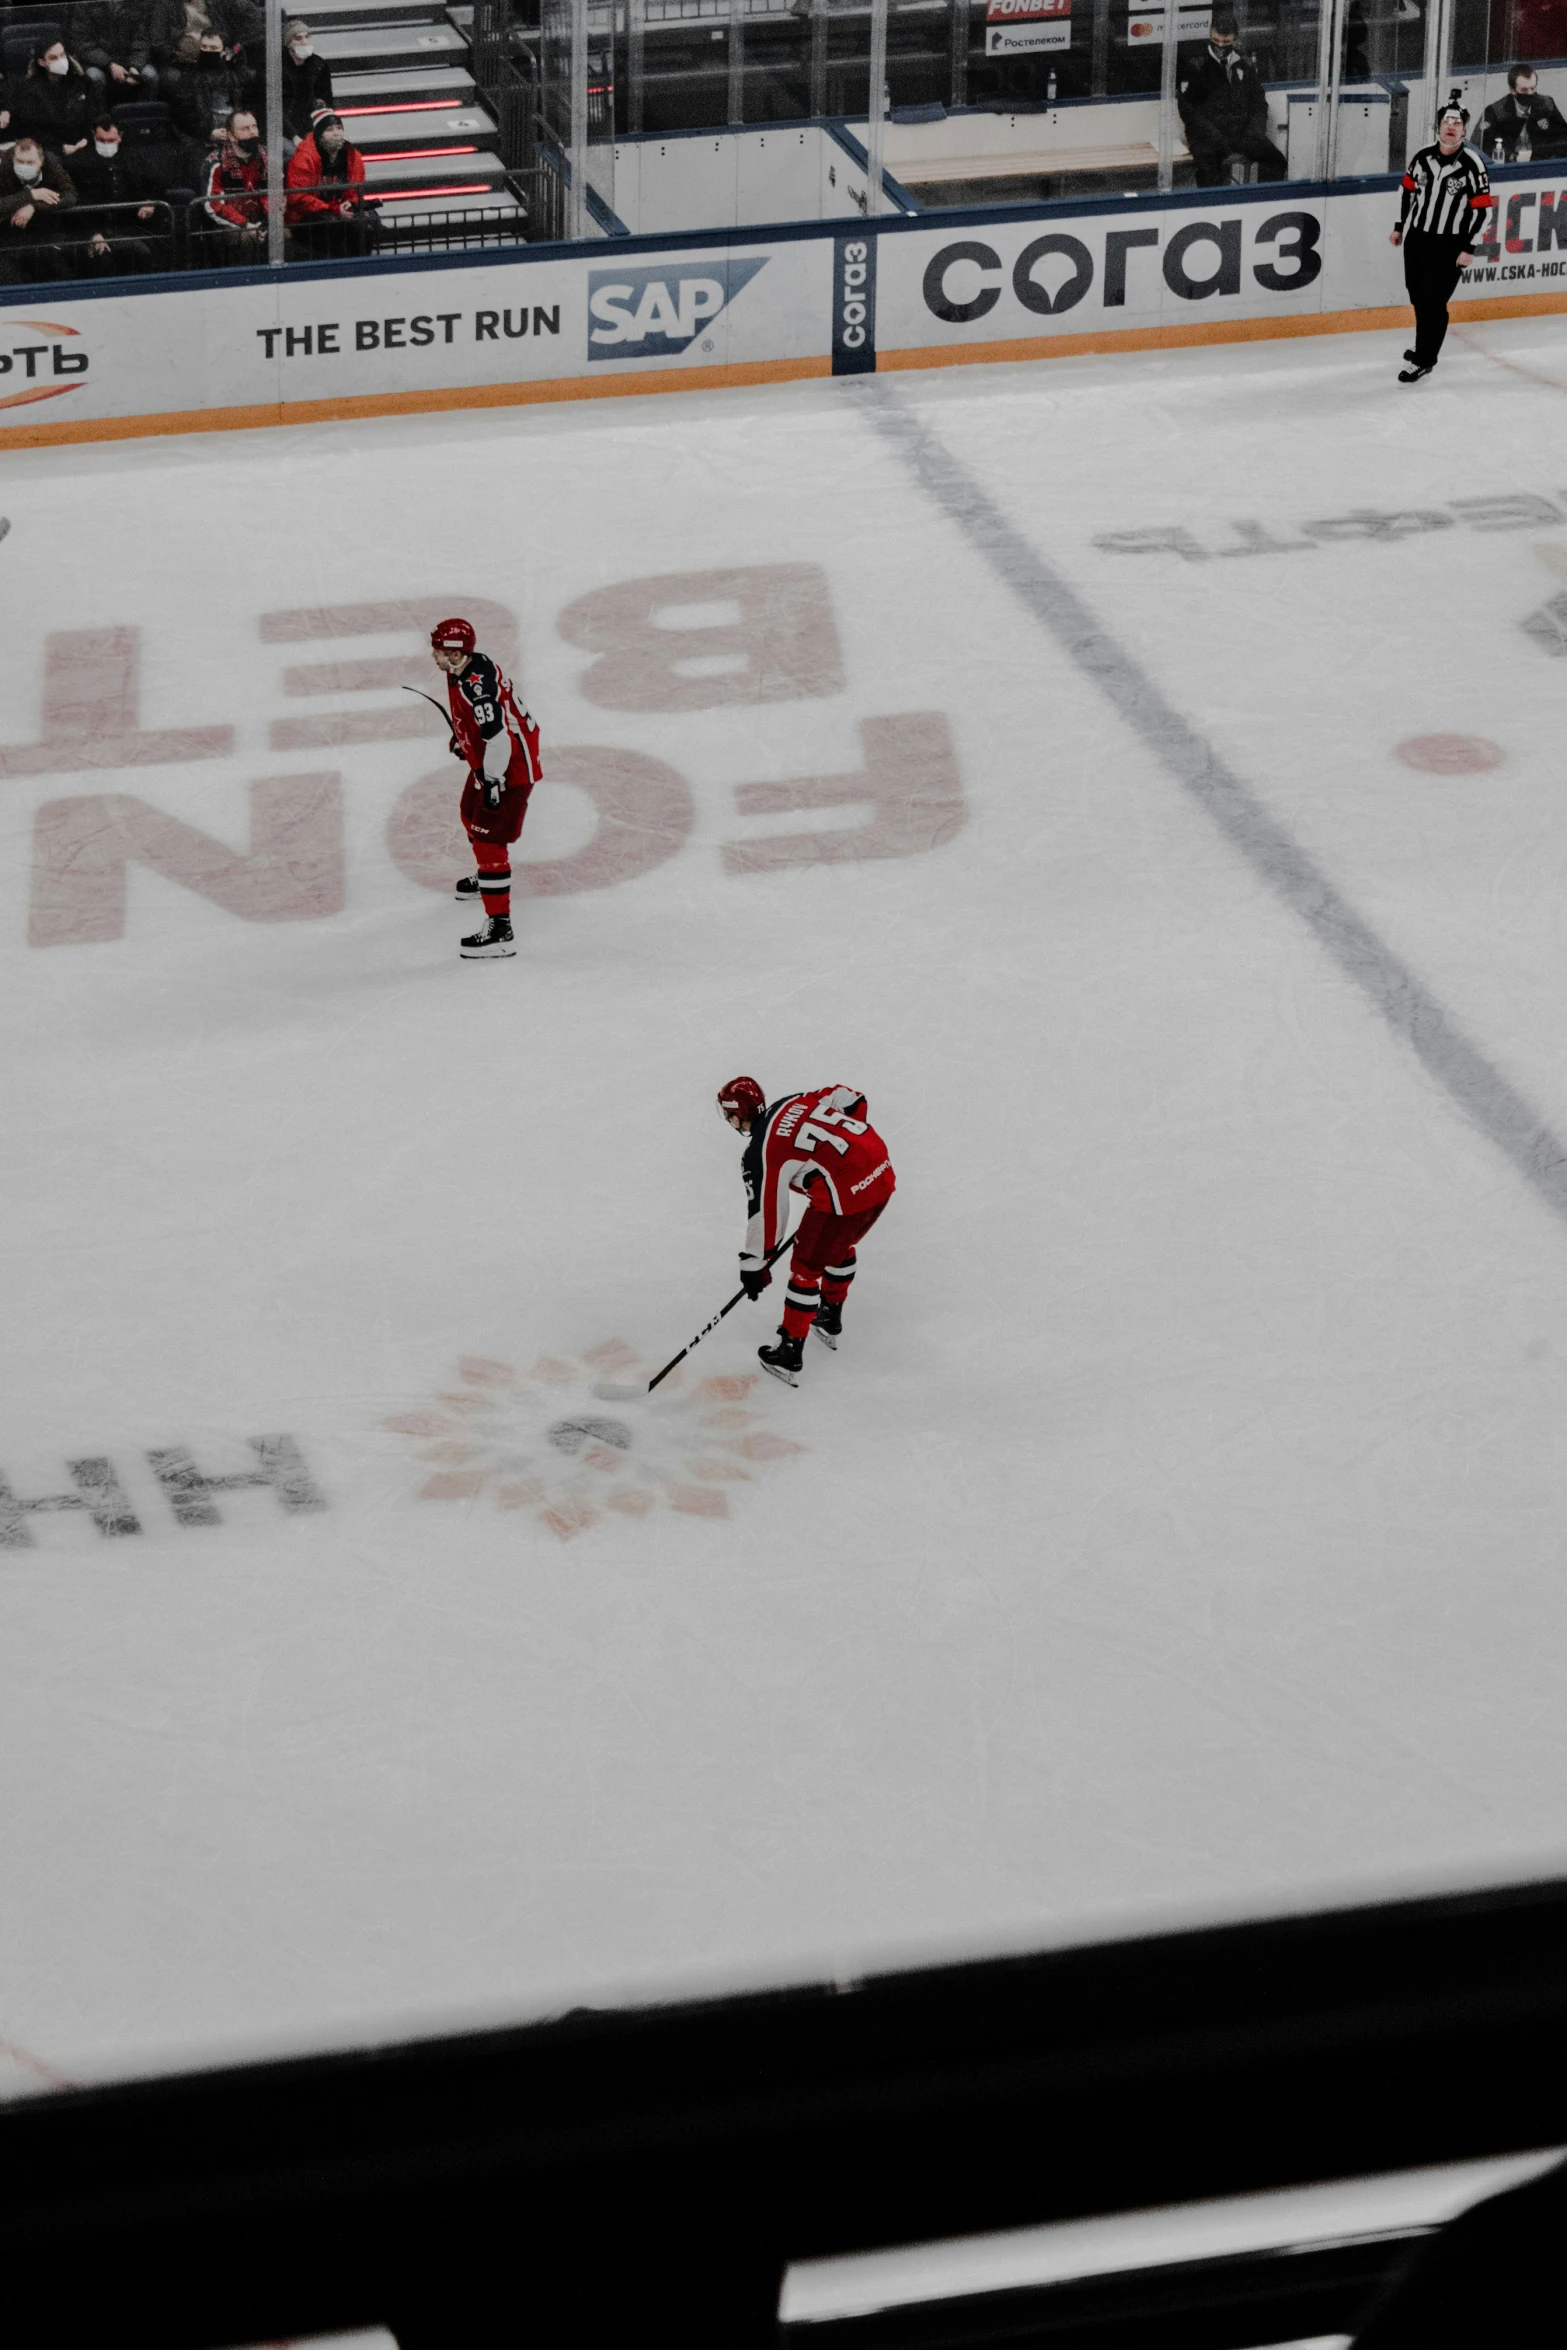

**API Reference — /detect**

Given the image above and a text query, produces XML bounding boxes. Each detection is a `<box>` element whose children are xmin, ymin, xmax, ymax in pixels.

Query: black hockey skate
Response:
<box><xmin>758</xmin><ymin>1330</ymin><xmax>804</xmax><ymax>1386</ymax></box>
<box><xmin>460</xmin><ymin>915</ymin><xmax>515</xmax><ymax>960</ymax></box>
<box><xmin>813</xmin><ymin>1300</ymin><xmax>843</xmax><ymax>1350</ymax></box>
<box><xmin>455</xmin><ymin>873</ymin><xmax>481</xmax><ymax>901</ymax></box>
<box><xmin>1398</xmin><ymin>361</ymin><xmax>1433</xmax><ymax>383</ymax></box>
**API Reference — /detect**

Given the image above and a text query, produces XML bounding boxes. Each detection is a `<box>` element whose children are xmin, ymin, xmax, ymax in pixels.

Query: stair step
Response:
<box><xmin>374</xmin><ymin>188</ymin><xmax>524</xmax><ymax>219</ymax></box>
<box><xmin>296</xmin><ymin>0</ymin><xmax>451</xmax><ymax>22</ymax></box>
<box><xmin>342</xmin><ymin>101</ymin><xmax>497</xmax><ymax>151</ymax></box>
<box><xmin>333</xmin><ymin>65</ymin><xmax>477</xmax><ymax>101</ymax></box>
<box><xmin>363</xmin><ymin>146</ymin><xmax>508</xmax><ymax>182</ymax></box>
<box><xmin>312</xmin><ymin>23</ymin><xmax>469</xmax><ymax>68</ymax></box>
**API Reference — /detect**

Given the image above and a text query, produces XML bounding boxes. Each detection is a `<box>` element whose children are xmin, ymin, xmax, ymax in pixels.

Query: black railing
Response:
<box><xmin>1</xmin><ymin>1875</ymin><xmax>1564</xmax><ymax>2348</ymax></box>
<box><xmin>466</xmin><ymin>2</ymin><xmax>567</xmax><ymax>244</ymax></box>
<box><xmin>172</xmin><ymin>181</ymin><xmax>531</xmax><ymax>270</ymax></box>
<box><xmin>1</xmin><ymin>185</ymin><xmax>538</xmax><ymax>288</ymax></box>
<box><xmin>0</xmin><ymin>195</ymin><xmax>177</xmax><ymax>282</ymax></box>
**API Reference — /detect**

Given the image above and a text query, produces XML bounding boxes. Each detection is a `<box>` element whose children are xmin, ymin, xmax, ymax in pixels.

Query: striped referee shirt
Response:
<box><xmin>1398</xmin><ymin>142</ymin><xmax>1493</xmax><ymax>241</ymax></box>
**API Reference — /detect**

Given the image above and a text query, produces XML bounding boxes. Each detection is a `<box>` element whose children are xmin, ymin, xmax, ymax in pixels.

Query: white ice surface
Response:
<box><xmin>5</xmin><ymin>316</ymin><xmax>1567</xmax><ymax>2096</ymax></box>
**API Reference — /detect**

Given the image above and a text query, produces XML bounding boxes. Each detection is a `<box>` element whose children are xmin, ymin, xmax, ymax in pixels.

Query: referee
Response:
<box><xmin>1390</xmin><ymin>92</ymin><xmax>1494</xmax><ymax>382</ymax></box>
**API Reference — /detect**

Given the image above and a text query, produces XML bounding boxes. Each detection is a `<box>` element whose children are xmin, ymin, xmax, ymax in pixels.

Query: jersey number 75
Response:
<box><xmin>796</xmin><ymin>1104</ymin><xmax>867</xmax><ymax>1156</ymax></box>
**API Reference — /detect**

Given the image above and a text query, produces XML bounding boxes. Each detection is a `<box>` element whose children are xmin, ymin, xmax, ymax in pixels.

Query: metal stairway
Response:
<box><xmin>302</xmin><ymin>0</ymin><xmax>525</xmax><ymax>224</ymax></box>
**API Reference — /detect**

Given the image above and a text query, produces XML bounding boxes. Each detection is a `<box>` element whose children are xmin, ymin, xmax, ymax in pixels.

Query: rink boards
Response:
<box><xmin>3</xmin><ymin>161</ymin><xmax>1567</xmax><ymax>444</ymax></box>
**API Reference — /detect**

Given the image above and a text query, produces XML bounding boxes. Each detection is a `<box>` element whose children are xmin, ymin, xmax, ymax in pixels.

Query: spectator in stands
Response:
<box><xmin>282</xmin><ymin>20</ymin><xmax>334</xmax><ymax>146</ymax></box>
<box><xmin>13</xmin><ymin>37</ymin><xmax>95</xmax><ymax>160</ymax></box>
<box><xmin>1178</xmin><ymin>8</ymin><xmax>1287</xmax><ymax>187</ymax></box>
<box><xmin>170</xmin><ymin>26</ymin><xmax>252</xmax><ymax>156</ymax></box>
<box><xmin>149</xmin><ymin>0</ymin><xmax>255</xmax><ymax>82</ymax></box>
<box><xmin>285</xmin><ymin>105</ymin><xmax>371</xmax><ymax>254</ymax></box>
<box><xmin>0</xmin><ymin>133</ymin><xmax>76</xmax><ymax>281</ymax></box>
<box><xmin>71</xmin><ymin>111</ymin><xmax>166</xmax><ymax>274</ymax></box>
<box><xmin>201</xmin><ymin>102</ymin><xmax>266</xmax><ymax>256</ymax></box>
<box><xmin>1481</xmin><ymin>64</ymin><xmax>1567</xmax><ymax>160</ymax></box>
<box><xmin>74</xmin><ymin>3</ymin><xmax>163</xmax><ymax>107</ymax></box>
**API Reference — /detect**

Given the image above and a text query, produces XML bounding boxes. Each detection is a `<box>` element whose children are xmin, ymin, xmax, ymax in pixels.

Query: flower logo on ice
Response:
<box><xmin>382</xmin><ymin>1344</ymin><xmax>805</xmax><ymax>1540</ymax></box>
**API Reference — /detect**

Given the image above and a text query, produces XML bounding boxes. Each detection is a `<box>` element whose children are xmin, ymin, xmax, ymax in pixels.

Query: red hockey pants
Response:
<box><xmin>461</xmin><ymin>767</ymin><xmax>534</xmax><ymax>922</ymax></box>
<box><xmin>781</xmin><ymin>1198</ymin><xmax>889</xmax><ymax>1339</ymax></box>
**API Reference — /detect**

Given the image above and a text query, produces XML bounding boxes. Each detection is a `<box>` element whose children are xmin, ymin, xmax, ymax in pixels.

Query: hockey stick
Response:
<box><xmin>593</xmin><ymin>1230</ymin><xmax>798</xmax><ymax>1400</ymax></box>
<box><xmin>402</xmin><ymin>684</ymin><xmax>451</xmax><ymax>724</ymax></box>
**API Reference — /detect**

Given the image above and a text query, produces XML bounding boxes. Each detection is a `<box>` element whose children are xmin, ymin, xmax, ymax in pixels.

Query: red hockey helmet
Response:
<box><xmin>430</xmin><ymin>616</ymin><xmax>476</xmax><ymax>654</ymax></box>
<box><xmin>717</xmin><ymin>1075</ymin><xmax>765</xmax><ymax>1130</ymax></box>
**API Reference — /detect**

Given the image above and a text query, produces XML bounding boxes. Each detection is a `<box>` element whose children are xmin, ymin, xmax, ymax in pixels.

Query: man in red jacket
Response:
<box><xmin>201</xmin><ymin>107</ymin><xmax>267</xmax><ymax>258</ymax></box>
<box><xmin>430</xmin><ymin>617</ymin><xmax>543</xmax><ymax>961</ymax></box>
<box><xmin>284</xmin><ymin>108</ymin><xmax>371</xmax><ymax>257</ymax></box>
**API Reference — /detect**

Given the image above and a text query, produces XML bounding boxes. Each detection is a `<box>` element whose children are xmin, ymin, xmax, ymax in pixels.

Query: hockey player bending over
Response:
<box><xmin>430</xmin><ymin>616</ymin><xmax>543</xmax><ymax>960</ymax></box>
<box><xmin>718</xmin><ymin>1077</ymin><xmax>896</xmax><ymax>1386</ymax></box>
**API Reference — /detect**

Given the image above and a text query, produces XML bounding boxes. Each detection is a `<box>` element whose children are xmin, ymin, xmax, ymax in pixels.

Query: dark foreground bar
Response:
<box><xmin>3</xmin><ymin>1875</ymin><xmax>1565</xmax><ymax>2347</ymax></box>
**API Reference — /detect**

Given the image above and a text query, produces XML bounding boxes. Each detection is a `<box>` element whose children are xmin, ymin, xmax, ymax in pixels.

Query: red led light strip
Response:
<box><xmin>337</xmin><ymin>99</ymin><xmax>467</xmax><ymax>116</ymax></box>
<box><xmin>371</xmin><ymin>143</ymin><xmax>479</xmax><ymax>160</ymax></box>
<box><xmin>364</xmin><ymin>182</ymin><xmax>494</xmax><ymax>202</ymax></box>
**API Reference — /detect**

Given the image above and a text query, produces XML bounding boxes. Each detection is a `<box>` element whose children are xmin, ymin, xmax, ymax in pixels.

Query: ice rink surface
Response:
<box><xmin>5</xmin><ymin>314</ymin><xmax>1567</xmax><ymax>2098</ymax></box>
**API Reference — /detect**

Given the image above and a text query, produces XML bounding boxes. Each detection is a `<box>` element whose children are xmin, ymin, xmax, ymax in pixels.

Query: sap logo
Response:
<box><xmin>587</xmin><ymin>258</ymin><xmax>768</xmax><ymax>360</ymax></box>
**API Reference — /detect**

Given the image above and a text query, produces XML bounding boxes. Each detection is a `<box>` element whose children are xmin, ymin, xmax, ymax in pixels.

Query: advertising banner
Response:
<box><xmin>878</xmin><ymin>191</ymin><xmax>1337</xmax><ymax>353</ymax></box>
<box><xmin>1125</xmin><ymin>4</ymin><xmax>1213</xmax><ymax>45</ymax></box>
<box><xmin>873</xmin><ymin>170</ymin><xmax>1567</xmax><ymax>360</ymax></box>
<box><xmin>4</xmin><ymin>162</ymin><xmax>1567</xmax><ymax>445</ymax></box>
<box><xmin>0</xmin><ymin>233</ymin><xmax>832</xmax><ymax>440</ymax></box>
<box><xmin>985</xmin><ymin>0</ymin><xmax>1071</xmax><ymax>59</ymax></box>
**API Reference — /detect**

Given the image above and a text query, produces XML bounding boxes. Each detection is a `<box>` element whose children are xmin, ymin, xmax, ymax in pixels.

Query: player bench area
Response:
<box><xmin>879</xmin><ymin>105</ymin><xmax>1202</xmax><ymax>207</ymax></box>
<box><xmin>895</xmin><ymin>140</ymin><xmax>1188</xmax><ymax>203</ymax></box>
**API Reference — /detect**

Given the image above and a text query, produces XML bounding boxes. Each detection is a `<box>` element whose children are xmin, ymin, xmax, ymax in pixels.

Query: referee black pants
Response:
<box><xmin>1402</xmin><ymin>228</ymin><xmax>1467</xmax><ymax>367</ymax></box>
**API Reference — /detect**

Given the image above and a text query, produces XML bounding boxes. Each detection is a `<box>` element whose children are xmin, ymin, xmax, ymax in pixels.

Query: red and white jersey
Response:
<box><xmin>445</xmin><ymin>649</ymin><xmax>542</xmax><ymax>788</ymax></box>
<box><xmin>740</xmin><ymin>1085</ymin><xmax>896</xmax><ymax>1261</ymax></box>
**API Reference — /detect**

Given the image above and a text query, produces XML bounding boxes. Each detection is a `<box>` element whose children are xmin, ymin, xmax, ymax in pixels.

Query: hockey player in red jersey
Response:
<box><xmin>430</xmin><ymin>616</ymin><xmax>543</xmax><ymax>960</ymax></box>
<box><xmin>717</xmin><ymin>1076</ymin><xmax>896</xmax><ymax>1386</ymax></box>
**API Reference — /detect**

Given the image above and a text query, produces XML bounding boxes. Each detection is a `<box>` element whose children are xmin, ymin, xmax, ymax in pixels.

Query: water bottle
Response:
<box><xmin>1047</xmin><ymin>69</ymin><xmax>1057</xmax><ymax>103</ymax></box>
<box><xmin>1494</xmin><ymin>133</ymin><xmax>1505</xmax><ymax>161</ymax></box>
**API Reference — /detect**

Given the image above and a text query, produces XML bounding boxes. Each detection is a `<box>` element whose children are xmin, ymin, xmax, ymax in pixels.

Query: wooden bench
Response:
<box><xmin>895</xmin><ymin>140</ymin><xmax>1193</xmax><ymax>201</ymax></box>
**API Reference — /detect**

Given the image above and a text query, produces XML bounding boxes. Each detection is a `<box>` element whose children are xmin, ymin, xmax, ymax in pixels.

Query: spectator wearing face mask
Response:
<box><xmin>282</xmin><ymin>21</ymin><xmax>334</xmax><ymax>144</ymax></box>
<box><xmin>1481</xmin><ymin>64</ymin><xmax>1567</xmax><ymax>161</ymax></box>
<box><xmin>285</xmin><ymin>105</ymin><xmax>371</xmax><ymax>253</ymax></box>
<box><xmin>149</xmin><ymin>0</ymin><xmax>254</xmax><ymax>79</ymax></box>
<box><xmin>73</xmin><ymin>3</ymin><xmax>163</xmax><ymax>108</ymax></box>
<box><xmin>0</xmin><ymin>134</ymin><xmax>78</xmax><ymax>283</ymax></box>
<box><xmin>14</xmin><ymin>38</ymin><xmax>96</xmax><ymax>160</ymax></box>
<box><xmin>1177</xmin><ymin>8</ymin><xmax>1286</xmax><ymax>187</ymax></box>
<box><xmin>71</xmin><ymin>112</ymin><xmax>169</xmax><ymax>275</ymax></box>
<box><xmin>201</xmin><ymin>103</ymin><xmax>268</xmax><ymax>257</ymax></box>
<box><xmin>170</xmin><ymin>27</ymin><xmax>254</xmax><ymax>158</ymax></box>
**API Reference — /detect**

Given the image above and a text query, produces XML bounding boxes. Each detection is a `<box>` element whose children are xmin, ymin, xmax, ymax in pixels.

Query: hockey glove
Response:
<box><xmin>482</xmin><ymin>775</ymin><xmax>504</xmax><ymax>810</ymax></box>
<box><xmin>448</xmin><ymin>734</ymin><xmax>461</xmax><ymax>759</ymax></box>
<box><xmin>739</xmin><ymin>1261</ymin><xmax>772</xmax><ymax>1301</ymax></box>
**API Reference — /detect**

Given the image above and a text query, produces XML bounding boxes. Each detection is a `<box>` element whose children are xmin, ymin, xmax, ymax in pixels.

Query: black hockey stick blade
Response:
<box><xmin>593</xmin><ymin>1232</ymin><xmax>796</xmax><ymax>1400</ymax></box>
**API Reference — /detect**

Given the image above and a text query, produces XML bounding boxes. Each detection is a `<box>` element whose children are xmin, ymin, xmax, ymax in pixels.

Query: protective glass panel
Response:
<box><xmin>1449</xmin><ymin>2</ymin><xmax>1567</xmax><ymax>169</ymax></box>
